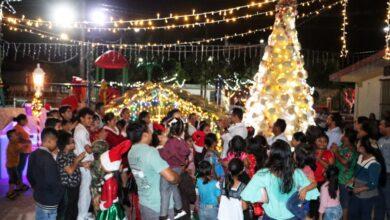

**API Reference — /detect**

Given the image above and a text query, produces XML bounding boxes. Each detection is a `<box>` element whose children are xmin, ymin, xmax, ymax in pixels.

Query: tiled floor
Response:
<box><xmin>0</xmin><ymin>177</ymin><xmax>35</xmax><ymax>220</ymax></box>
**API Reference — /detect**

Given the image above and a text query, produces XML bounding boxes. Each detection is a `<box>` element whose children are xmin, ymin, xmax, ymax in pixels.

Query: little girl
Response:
<box><xmin>225</xmin><ymin>136</ymin><xmax>250</xmax><ymax>184</ymax></box>
<box><xmin>319</xmin><ymin>166</ymin><xmax>342</xmax><ymax>220</ymax></box>
<box><xmin>204</xmin><ymin>133</ymin><xmax>224</xmax><ymax>180</ymax></box>
<box><xmin>218</xmin><ymin>158</ymin><xmax>248</xmax><ymax>220</ymax></box>
<box><xmin>196</xmin><ymin>160</ymin><xmax>221</xmax><ymax>220</ymax></box>
<box><xmin>159</xmin><ymin>118</ymin><xmax>190</xmax><ymax>219</ymax></box>
<box><xmin>311</xmin><ymin>133</ymin><xmax>334</xmax><ymax>219</ymax></box>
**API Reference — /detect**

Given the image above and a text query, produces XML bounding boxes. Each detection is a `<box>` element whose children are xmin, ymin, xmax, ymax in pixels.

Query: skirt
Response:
<box><xmin>97</xmin><ymin>202</ymin><xmax>126</xmax><ymax>220</ymax></box>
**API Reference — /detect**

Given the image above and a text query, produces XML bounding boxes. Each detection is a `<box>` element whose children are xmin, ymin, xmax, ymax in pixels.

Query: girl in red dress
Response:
<box><xmin>103</xmin><ymin>112</ymin><xmax>126</xmax><ymax>149</ymax></box>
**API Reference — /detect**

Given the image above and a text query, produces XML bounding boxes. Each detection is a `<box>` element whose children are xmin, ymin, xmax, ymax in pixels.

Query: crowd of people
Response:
<box><xmin>4</xmin><ymin>102</ymin><xmax>390</xmax><ymax>220</ymax></box>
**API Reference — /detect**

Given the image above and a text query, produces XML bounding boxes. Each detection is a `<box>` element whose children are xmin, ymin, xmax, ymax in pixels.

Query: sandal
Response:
<box><xmin>6</xmin><ymin>191</ymin><xmax>18</xmax><ymax>200</ymax></box>
<box><xmin>15</xmin><ymin>184</ymin><xmax>29</xmax><ymax>192</ymax></box>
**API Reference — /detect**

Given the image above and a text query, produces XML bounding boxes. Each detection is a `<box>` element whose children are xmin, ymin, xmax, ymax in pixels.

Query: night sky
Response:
<box><xmin>4</xmin><ymin>0</ymin><xmax>387</xmax><ymax>54</ymax></box>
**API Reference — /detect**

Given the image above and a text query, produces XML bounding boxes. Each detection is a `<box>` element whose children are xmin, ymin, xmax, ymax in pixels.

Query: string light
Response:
<box><xmin>4</xmin><ymin>0</ymin><xmax>342</xmax><ymax>47</ymax></box>
<box><xmin>4</xmin><ymin>0</ymin><xmax>277</xmax><ymax>26</ymax></box>
<box><xmin>4</xmin><ymin>0</ymin><xmax>326</xmax><ymax>32</ymax></box>
<box><xmin>384</xmin><ymin>0</ymin><xmax>390</xmax><ymax>60</ymax></box>
<box><xmin>340</xmin><ymin>0</ymin><xmax>348</xmax><ymax>57</ymax></box>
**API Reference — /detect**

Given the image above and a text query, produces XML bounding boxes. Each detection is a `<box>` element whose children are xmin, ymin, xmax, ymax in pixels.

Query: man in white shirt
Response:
<box><xmin>221</xmin><ymin>108</ymin><xmax>248</xmax><ymax>158</ymax></box>
<box><xmin>74</xmin><ymin>107</ymin><xmax>94</xmax><ymax>220</ymax></box>
<box><xmin>267</xmin><ymin>119</ymin><xmax>289</xmax><ymax>146</ymax></box>
<box><xmin>187</xmin><ymin>113</ymin><xmax>198</xmax><ymax>136</ymax></box>
<box><xmin>325</xmin><ymin>112</ymin><xmax>343</xmax><ymax>149</ymax></box>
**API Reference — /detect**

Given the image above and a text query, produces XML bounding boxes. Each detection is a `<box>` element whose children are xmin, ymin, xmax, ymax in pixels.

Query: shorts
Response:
<box><xmin>6</xmin><ymin>167</ymin><xmax>20</xmax><ymax>184</ymax></box>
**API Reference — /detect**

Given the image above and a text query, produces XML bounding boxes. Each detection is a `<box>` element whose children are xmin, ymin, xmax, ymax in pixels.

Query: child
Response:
<box><xmin>6</xmin><ymin>129</ymin><xmax>25</xmax><ymax>199</ymax></box>
<box><xmin>319</xmin><ymin>166</ymin><xmax>342</xmax><ymax>220</ymax></box>
<box><xmin>97</xmin><ymin>140</ymin><xmax>131</xmax><ymax>219</ymax></box>
<box><xmin>287</xmin><ymin>144</ymin><xmax>317</xmax><ymax>219</ymax></box>
<box><xmin>225</xmin><ymin>136</ymin><xmax>250</xmax><ymax>184</ymax></box>
<box><xmin>204</xmin><ymin>133</ymin><xmax>224</xmax><ymax>180</ymax></box>
<box><xmin>291</xmin><ymin>132</ymin><xmax>307</xmax><ymax>149</ymax></box>
<box><xmin>311</xmin><ymin>133</ymin><xmax>334</xmax><ymax>219</ymax></box>
<box><xmin>196</xmin><ymin>160</ymin><xmax>221</xmax><ymax>220</ymax></box>
<box><xmin>56</xmin><ymin>131</ymin><xmax>85</xmax><ymax>220</ymax></box>
<box><xmin>184</xmin><ymin>133</ymin><xmax>196</xmax><ymax>178</ymax></box>
<box><xmin>218</xmin><ymin>158</ymin><xmax>248</xmax><ymax>220</ymax></box>
<box><xmin>117</xmin><ymin>119</ymin><xmax>127</xmax><ymax>137</ymax></box>
<box><xmin>27</xmin><ymin>128</ymin><xmax>64</xmax><ymax>220</ymax></box>
<box><xmin>159</xmin><ymin>118</ymin><xmax>190</xmax><ymax>219</ymax></box>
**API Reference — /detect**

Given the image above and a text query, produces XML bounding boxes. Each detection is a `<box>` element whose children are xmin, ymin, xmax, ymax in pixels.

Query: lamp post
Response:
<box><xmin>32</xmin><ymin>63</ymin><xmax>45</xmax><ymax>117</ymax></box>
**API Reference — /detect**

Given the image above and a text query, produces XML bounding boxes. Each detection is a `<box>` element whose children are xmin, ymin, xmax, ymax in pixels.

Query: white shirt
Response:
<box><xmin>74</xmin><ymin>123</ymin><xmax>94</xmax><ymax>162</ymax></box>
<box><xmin>326</xmin><ymin>126</ymin><xmax>342</xmax><ymax>149</ymax></box>
<box><xmin>267</xmin><ymin>133</ymin><xmax>289</xmax><ymax>146</ymax></box>
<box><xmin>187</xmin><ymin>124</ymin><xmax>197</xmax><ymax>136</ymax></box>
<box><xmin>221</xmin><ymin>122</ymin><xmax>248</xmax><ymax>158</ymax></box>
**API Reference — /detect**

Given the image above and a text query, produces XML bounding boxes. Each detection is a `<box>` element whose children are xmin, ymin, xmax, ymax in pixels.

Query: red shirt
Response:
<box><xmin>314</xmin><ymin>150</ymin><xmax>334</xmax><ymax>183</ymax></box>
<box><xmin>104</xmin><ymin>126</ymin><xmax>127</xmax><ymax>149</ymax></box>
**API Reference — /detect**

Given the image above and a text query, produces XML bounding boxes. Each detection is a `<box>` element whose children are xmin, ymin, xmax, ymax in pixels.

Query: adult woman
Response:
<box><xmin>13</xmin><ymin>114</ymin><xmax>32</xmax><ymax>185</ymax></box>
<box><xmin>103</xmin><ymin>112</ymin><xmax>126</xmax><ymax>149</ymax></box>
<box><xmin>241</xmin><ymin>140</ymin><xmax>320</xmax><ymax>220</ymax></box>
<box><xmin>348</xmin><ymin>136</ymin><xmax>386</xmax><ymax>220</ymax></box>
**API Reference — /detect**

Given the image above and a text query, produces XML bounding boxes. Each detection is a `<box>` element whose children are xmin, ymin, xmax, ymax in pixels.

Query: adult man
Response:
<box><xmin>325</xmin><ymin>112</ymin><xmax>343</xmax><ymax>149</ymax></box>
<box><xmin>95</xmin><ymin>102</ymin><xmax>105</xmax><ymax>129</ymax></box>
<box><xmin>187</xmin><ymin>113</ymin><xmax>198</xmax><ymax>136</ymax></box>
<box><xmin>267</xmin><ymin>119</ymin><xmax>288</xmax><ymax>146</ymax></box>
<box><xmin>59</xmin><ymin>105</ymin><xmax>73</xmax><ymax>121</ymax></box>
<box><xmin>127</xmin><ymin>122</ymin><xmax>180</xmax><ymax>219</ymax></box>
<box><xmin>378</xmin><ymin>117</ymin><xmax>390</xmax><ymax>219</ymax></box>
<box><xmin>74</xmin><ymin>107</ymin><xmax>95</xmax><ymax>220</ymax></box>
<box><xmin>221</xmin><ymin>108</ymin><xmax>248</xmax><ymax>158</ymax></box>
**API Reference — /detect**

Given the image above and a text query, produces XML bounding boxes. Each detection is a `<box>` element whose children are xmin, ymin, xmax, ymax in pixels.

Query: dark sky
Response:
<box><xmin>3</xmin><ymin>0</ymin><xmax>387</xmax><ymax>54</ymax></box>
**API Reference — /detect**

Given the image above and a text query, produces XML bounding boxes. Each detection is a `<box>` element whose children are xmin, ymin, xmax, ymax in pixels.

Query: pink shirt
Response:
<box><xmin>319</xmin><ymin>182</ymin><xmax>340</xmax><ymax>213</ymax></box>
<box><xmin>302</xmin><ymin>166</ymin><xmax>315</xmax><ymax>182</ymax></box>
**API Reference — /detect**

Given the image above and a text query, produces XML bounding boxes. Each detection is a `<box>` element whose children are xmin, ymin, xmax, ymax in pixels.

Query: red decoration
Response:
<box><xmin>95</xmin><ymin>50</ymin><xmax>128</xmax><ymax>70</ymax></box>
<box><xmin>61</xmin><ymin>95</ymin><xmax>79</xmax><ymax>111</ymax></box>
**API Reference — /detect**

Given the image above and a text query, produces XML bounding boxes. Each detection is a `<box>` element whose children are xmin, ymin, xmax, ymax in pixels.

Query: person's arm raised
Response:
<box><xmin>160</xmin><ymin>167</ymin><xmax>180</xmax><ymax>184</ymax></box>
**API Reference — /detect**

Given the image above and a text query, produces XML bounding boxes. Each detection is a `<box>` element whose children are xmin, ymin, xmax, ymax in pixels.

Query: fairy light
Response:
<box><xmin>4</xmin><ymin>0</ymin><xmax>341</xmax><ymax>47</ymax></box>
<box><xmin>384</xmin><ymin>0</ymin><xmax>390</xmax><ymax>60</ymax></box>
<box><xmin>340</xmin><ymin>0</ymin><xmax>348</xmax><ymax>57</ymax></box>
<box><xmin>4</xmin><ymin>0</ymin><xmax>329</xmax><ymax>32</ymax></box>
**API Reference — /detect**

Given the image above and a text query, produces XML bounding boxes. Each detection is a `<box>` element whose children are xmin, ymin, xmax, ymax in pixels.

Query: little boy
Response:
<box><xmin>27</xmin><ymin>128</ymin><xmax>64</xmax><ymax>220</ymax></box>
<box><xmin>6</xmin><ymin>129</ymin><xmax>24</xmax><ymax>199</ymax></box>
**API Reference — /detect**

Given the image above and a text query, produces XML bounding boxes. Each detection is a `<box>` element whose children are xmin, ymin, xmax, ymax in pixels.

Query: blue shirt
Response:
<box><xmin>354</xmin><ymin>155</ymin><xmax>381</xmax><ymax>190</ymax></box>
<box><xmin>241</xmin><ymin>168</ymin><xmax>319</xmax><ymax>220</ymax></box>
<box><xmin>204</xmin><ymin>150</ymin><xmax>224</xmax><ymax>178</ymax></box>
<box><xmin>196</xmin><ymin>178</ymin><xmax>221</xmax><ymax>206</ymax></box>
<box><xmin>379</xmin><ymin>136</ymin><xmax>390</xmax><ymax>173</ymax></box>
<box><xmin>128</xmin><ymin>143</ymin><xmax>169</xmax><ymax>212</ymax></box>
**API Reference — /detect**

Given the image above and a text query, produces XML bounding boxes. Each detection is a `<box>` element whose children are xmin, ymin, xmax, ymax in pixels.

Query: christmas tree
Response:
<box><xmin>244</xmin><ymin>0</ymin><xmax>315</xmax><ymax>139</ymax></box>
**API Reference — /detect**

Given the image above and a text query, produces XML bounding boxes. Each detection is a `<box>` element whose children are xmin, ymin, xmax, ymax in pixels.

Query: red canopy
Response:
<box><xmin>95</xmin><ymin>50</ymin><xmax>128</xmax><ymax>69</ymax></box>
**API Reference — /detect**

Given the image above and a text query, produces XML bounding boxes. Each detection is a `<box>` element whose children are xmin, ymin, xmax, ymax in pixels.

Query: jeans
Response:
<box><xmin>349</xmin><ymin>194</ymin><xmax>375</xmax><ymax>220</ymax></box>
<box><xmin>339</xmin><ymin>184</ymin><xmax>351</xmax><ymax>209</ymax></box>
<box><xmin>286</xmin><ymin>191</ymin><xmax>309</xmax><ymax>220</ymax></box>
<box><xmin>160</xmin><ymin>167</ymin><xmax>182</xmax><ymax>217</ymax></box>
<box><xmin>36</xmin><ymin>205</ymin><xmax>57</xmax><ymax>220</ymax></box>
<box><xmin>18</xmin><ymin>153</ymin><xmax>29</xmax><ymax>178</ymax></box>
<box><xmin>374</xmin><ymin>174</ymin><xmax>390</xmax><ymax>220</ymax></box>
<box><xmin>57</xmin><ymin>186</ymin><xmax>79</xmax><ymax>220</ymax></box>
<box><xmin>324</xmin><ymin>205</ymin><xmax>342</xmax><ymax>220</ymax></box>
<box><xmin>199</xmin><ymin>205</ymin><xmax>218</xmax><ymax>220</ymax></box>
<box><xmin>77</xmin><ymin>168</ymin><xmax>91</xmax><ymax>220</ymax></box>
<box><xmin>140</xmin><ymin>205</ymin><xmax>174</xmax><ymax>220</ymax></box>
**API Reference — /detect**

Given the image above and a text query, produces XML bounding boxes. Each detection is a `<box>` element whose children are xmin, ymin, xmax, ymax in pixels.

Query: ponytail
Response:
<box><xmin>224</xmin><ymin>172</ymin><xmax>234</xmax><ymax>199</ymax></box>
<box><xmin>326</xmin><ymin>166</ymin><xmax>339</xmax><ymax>199</ymax></box>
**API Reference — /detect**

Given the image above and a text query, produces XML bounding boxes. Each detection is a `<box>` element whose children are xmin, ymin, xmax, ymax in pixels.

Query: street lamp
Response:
<box><xmin>52</xmin><ymin>4</ymin><xmax>75</xmax><ymax>27</ymax></box>
<box><xmin>32</xmin><ymin>63</ymin><xmax>45</xmax><ymax>117</ymax></box>
<box><xmin>90</xmin><ymin>9</ymin><xmax>107</xmax><ymax>26</ymax></box>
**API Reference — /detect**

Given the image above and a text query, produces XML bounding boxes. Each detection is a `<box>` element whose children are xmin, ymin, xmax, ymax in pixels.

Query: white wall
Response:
<box><xmin>354</xmin><ymin>75</ymin><xmax>382</xmax><ymax>118</ymax></box>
